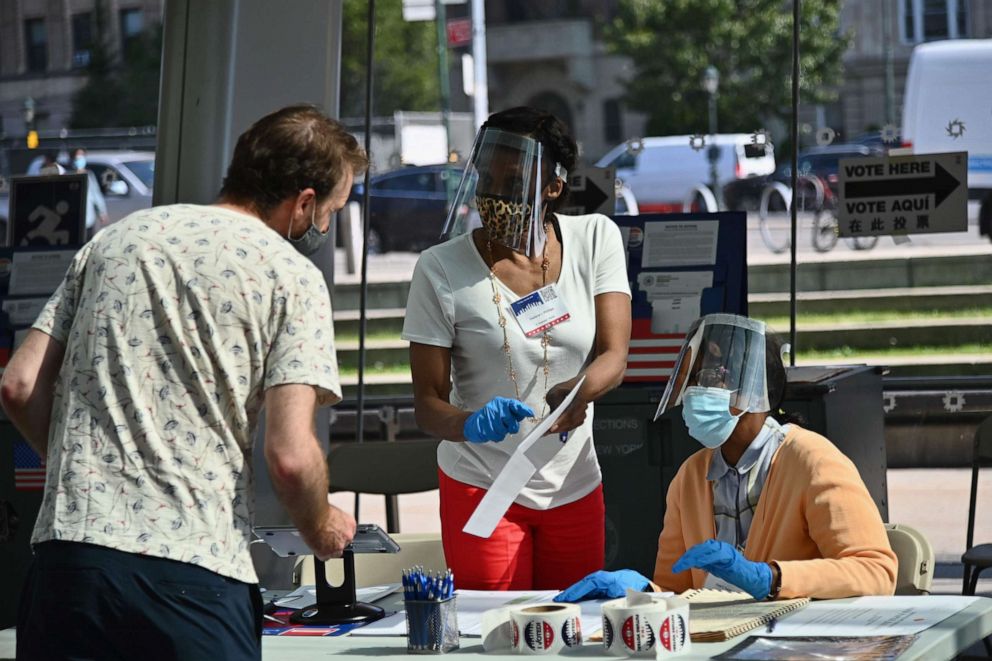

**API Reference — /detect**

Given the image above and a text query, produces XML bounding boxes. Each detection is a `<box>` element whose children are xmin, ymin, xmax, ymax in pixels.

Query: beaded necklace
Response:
<box><xmin>485</xmin><ymin>222</ymin><xmax>553</xmax><ymax>421</ymax></box>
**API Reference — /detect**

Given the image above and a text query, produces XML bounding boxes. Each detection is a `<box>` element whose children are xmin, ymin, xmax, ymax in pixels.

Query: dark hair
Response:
<box><xmin>220</xmin><ymin>104</ymin><xmax>368</xmax><ymax>215</ymax></box>
<box><xmin>72</xmin><ymin>147</ymin><xmax>87</xmax><ymax>157</ymax></box>
<box><xmin>765</xmin><ymin>330</ymin><xmax>806</xmax><ymax>426</ymax></box>
<box><xmin>481</xmin><ymin>106</ymin><xmax>578</xmax><ymax>214</ymax></box>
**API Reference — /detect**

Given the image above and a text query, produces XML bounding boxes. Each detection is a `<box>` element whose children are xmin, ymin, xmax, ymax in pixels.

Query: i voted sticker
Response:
<box><xmin>509</xmin><ymin>284</ymin><xmax>570</xmax><ymax>337</ymax></box>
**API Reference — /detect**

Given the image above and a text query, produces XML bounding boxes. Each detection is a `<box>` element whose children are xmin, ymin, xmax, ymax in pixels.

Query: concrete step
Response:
<box><xmin>749</xmin><ymin>285</ymin><xmax>992</xmax><ymax>318</ymax></box>
<box><xmin>333</xmin><ymin>307</ymin><xmax>406</xmax><ymax>337</ymax></box>
<box><xmin>795</xmin><ymin>317</ymin><xmax>992</xmax><ymax>351</ymax></box>
<box><xmin>332</xmin><ymin>280</ymin><xmax>411</xmax><ymax>311</ymax></box>
<box><xmin>748</xmin><ymin>249</ymin><xmax>992</xmax><ymax>294</ymax></box>
<box><xmin>335</xmin><ymin>339</ymin><xmax>408</xmax><ymax>369</ymax></box>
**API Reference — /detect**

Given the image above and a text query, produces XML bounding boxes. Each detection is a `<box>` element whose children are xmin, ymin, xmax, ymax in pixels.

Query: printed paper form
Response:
<box><xmin>641</xmin><ymin>220</ymin><xmax>719</xmax><ymax>268</ymax></box>
<box><xmin>8</xmin><ymin>250</ymin><xmax>75</xmax><ymax>296</ymax></box>
<box><xmin>1</xmin><ymin>297</ymin><xmax>49</xmax><ymax>326</ymax></box>
<box><xmin>351</xmin><ymin>589</ymin><xmax>607</xmax><ymax>637</ymax></box>
<box><xmin>762</xmin><ymin>595</ymin><xmax>979</xmax><ymax>637</ymax></box>
<box><xmin>462</xmin><ymin>377</ymin><xmax>586</xmax><ymax>538</ymax></box>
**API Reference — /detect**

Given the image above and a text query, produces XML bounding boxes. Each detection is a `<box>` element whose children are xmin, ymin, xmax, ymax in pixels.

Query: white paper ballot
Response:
<box><xmin>462</xmin><ymin>377</ymin><xmax>586</xmax><ymax>538</ymax></box>
<box><xmin>762</xmin><ymin>595</ymin><xmax>978</xmax><ymax>637</ymax></box>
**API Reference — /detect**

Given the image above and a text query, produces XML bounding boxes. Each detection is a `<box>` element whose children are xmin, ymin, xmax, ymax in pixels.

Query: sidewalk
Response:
<box><xmin>330</xmin><ymin>467</ymin><xmax>992</xmax><ymax>597</ymax></box>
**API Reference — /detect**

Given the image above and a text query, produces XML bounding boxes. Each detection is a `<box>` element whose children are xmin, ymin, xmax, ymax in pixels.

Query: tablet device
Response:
<box><xmin>253</xmin><ymin>523</ymin><xmax>401</xmax><ymax>557</ymax></box>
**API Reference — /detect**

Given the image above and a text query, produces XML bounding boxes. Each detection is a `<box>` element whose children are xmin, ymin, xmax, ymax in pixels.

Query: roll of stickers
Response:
<box><xmin>481</xmin><ymin>603</ymin><xmax>583</xmax><ymax>654</ymax></box>
<box><xmin>511</xmin><ymin>604</ymin><xmax>583</xmax><ymax>654</ymax></box>
<box><xmin>601</xmin><ymin>595</ymin><xmax>691</xmax><ymax>658</ymax></box>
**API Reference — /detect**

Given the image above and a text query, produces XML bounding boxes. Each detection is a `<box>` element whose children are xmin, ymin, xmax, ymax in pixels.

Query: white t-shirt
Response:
<box><xmin>32</xmin><ymin>204</ymin><xmax>341</xmax><ymax>583</ymax></box>
<box><xmin>402</xmin><ymin>213</ymin><xmax>631</xmax><ymax>509</ymax></box>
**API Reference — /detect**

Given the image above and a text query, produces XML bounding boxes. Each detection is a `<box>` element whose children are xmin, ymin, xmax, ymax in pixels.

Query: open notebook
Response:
<box><xmin>682</xmin><ymin>588</ymin><xmax>810</xmax><ymax>642</ymax></box>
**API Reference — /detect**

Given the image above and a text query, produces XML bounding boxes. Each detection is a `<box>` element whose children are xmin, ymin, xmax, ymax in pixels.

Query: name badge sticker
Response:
<box><xmin>509</xmin><ymin>284</ymin><xmax>570</xmax><ymax>337</ymax></box>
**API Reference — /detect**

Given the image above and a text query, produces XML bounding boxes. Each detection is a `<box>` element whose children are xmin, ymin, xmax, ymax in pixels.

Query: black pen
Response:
<box><xmin>766</xmin><ymin>617</ymin><xmax>777</xmax><ymax>633</ymax></box>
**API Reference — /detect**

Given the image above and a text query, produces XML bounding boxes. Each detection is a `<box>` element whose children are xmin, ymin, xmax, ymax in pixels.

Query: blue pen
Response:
<box><xmin>559</xmin><ymin>431</ymin><xmax>569</xmax><ymax>443</ymax></box>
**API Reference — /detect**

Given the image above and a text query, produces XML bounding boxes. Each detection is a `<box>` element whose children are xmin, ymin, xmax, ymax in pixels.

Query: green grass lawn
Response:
<box><xmin>761</xmin><ymin>307</ymin><xmax>992</xmax><ymax>328</ymax></box>
<box><xmin>798</xmin><ymin>343</ymin><xmax>992</xmax><ymax>361</ymax></box>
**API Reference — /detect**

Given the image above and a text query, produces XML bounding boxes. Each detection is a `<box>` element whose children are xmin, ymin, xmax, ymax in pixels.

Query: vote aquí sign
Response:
<box><xmin>838</xmin><ymin>151</ymin><xmax>967</xmax><ymax>237</ymax></box>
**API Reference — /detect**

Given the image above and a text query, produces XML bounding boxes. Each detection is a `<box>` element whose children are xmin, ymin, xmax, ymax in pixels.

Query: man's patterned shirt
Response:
<box><xmin>31</xmin><ymin>204</ymin><xmax>341</xmax><ymax>583</ymax></box>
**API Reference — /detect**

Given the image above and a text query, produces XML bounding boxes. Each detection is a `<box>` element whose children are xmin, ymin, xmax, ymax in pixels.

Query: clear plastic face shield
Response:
<box><xmin>654</xmin><ymin>314</ymin><xmax>770</xmax><ymax>419</ymax></box>
<box><xmin>441</xmin><ymin>128</ymin><xmax>564</xmax><ymax>257</ymax></box>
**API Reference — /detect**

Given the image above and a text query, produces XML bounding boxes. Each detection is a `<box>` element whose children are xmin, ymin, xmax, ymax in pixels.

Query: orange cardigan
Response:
<box><xmin>652</xmin><ymin>425</ymin><xmax>897</xmax><ymax>599</ymax></box>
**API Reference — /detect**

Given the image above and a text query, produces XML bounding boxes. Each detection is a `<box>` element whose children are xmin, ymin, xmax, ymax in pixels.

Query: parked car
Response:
<box><xmin>595</xmin><ymin>134</ymin><xmax>776</xmax><ymax>213</ymax></box>
<box><xmin>2</xmin><ymin>150</ymin><xmax>155</xmax><ymax>237</ymax></box>
<box><xmin>349</xmin><ymin>163</ymin><xmax>461</xmax><ymax>253</ymax></box>
<box><xmin>723</xmin><ymin>144</ymin><xmax>880</xmax><ymax>211</ymax></box>
<box><xmin>902</xmin><ymin>39</ymin><xmax>992</xmax><ymax>241</ymax></box>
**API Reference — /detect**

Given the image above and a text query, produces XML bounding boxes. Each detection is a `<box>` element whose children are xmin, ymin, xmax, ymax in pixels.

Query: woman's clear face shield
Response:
<box><xmin>654</xmin><ymin>314</ymin><xmax>769</xmax><ymax>419</ymax></box>
<box><xmin>441</xmin><ymin>128</ymin><xmax>550</xmax><ymax>257</ymax></box>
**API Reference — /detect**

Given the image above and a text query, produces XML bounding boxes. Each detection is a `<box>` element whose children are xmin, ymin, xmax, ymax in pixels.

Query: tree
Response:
<box><xmin>339</xmin><ymin>0</ymin><xmax>440</xmax><ymax>118</ymax></box>
<box><xmin>604</xmin><ymin>0</ymin><xmax>848</xmax><ymax>137</ymax></box>
<box><xmin>70</xmin><ymin>1</ymin><xmax>162</xmax><ymax>129</ymax></box>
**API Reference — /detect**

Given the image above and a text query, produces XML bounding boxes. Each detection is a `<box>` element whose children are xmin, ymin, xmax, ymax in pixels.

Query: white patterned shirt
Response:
<box><xmin>31</xmin><ymin>204</ymin><xmax>342</xmax><ymax>583</ymax></box>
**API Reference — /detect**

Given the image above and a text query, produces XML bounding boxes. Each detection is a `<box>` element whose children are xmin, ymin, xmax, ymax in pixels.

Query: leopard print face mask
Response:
<box><xmin>476</xmin><ymin>193</ymin><xmax>535</xmax><ymax>245</ymax></box>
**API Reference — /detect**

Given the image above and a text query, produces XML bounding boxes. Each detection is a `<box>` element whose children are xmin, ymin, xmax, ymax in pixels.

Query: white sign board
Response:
<box><xmin>558</xmin><ymin>166</ymin><xmax>616</xmax><ymax>216</ymax></box>
<box><xmin>838</xmin><ymin>151</ymin><xmax>967</xmax><ymax>237</ymax></box>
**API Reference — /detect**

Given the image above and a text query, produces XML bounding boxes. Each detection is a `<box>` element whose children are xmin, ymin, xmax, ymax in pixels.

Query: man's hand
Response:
<box><xmin>672</xmin><ymin>540</ymin><xmax>773</xmax><ymax>600</ymax></box>
<box><xmin>307</xmin><ymin>504</ymin><xmax>357</xmax><ymax>561</ymax></box>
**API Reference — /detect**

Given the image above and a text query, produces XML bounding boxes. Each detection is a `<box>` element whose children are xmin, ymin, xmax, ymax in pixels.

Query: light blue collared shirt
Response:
<box><xmin>708</xmin><ymin>417</ymin><xmax>790</xmax><ymax>550</ymax></box>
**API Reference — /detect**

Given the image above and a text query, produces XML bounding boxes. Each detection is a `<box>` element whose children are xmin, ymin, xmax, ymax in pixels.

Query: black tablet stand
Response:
<box><xmin>288</xmin><ymin>549</ymin><xmax>385</xmax><ymax>625</ymax></box>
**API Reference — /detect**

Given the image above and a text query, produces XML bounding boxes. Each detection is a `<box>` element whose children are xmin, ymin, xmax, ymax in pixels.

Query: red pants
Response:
<box><xmin>438</xmin><ymin>469</ymin><xmax>605</xmax><ymax>590</ymax></box>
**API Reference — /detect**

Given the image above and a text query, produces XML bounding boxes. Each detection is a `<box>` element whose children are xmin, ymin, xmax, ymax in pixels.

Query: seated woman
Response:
<box><xmin>556</xmin><ymin>314</ymin><xmax>896</xmax><ymax>602</ymax></box>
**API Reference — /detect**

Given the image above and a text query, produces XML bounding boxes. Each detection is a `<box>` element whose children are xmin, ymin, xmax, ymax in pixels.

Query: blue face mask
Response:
<box><xmin>287</xmin><ymin>204</ymin><xmax>330</xmax><ymax>256</ymax></box>
<box><xmin>681</xmin><ymin>386</ymin><xmax>746</xmax><ymax>449</ymax></box>
<box><xmin>73</xmin><ymin>156</ymin><xmax>86</xmax><ymax>171</ymax></box>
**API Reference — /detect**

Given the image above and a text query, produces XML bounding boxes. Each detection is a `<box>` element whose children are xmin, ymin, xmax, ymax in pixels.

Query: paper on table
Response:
<box><xmin>349</xmin><ymin>589</ymin><xmax>606</xmax><ymax>637</ymax></box>
<box><xmin>462</xmin><ymin>377</ymin><xmax>586</xmax><ymax>538</ymax></box>
<box><xmin>761</xmin><ymin>596</ymin><xmax>979</xmax><ymax>637</ymax></box>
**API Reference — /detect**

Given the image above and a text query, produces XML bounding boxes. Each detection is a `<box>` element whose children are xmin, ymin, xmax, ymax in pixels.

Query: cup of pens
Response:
<box><xmin>403</xmin><ymin>567</ymin><xmax>458</xmax><ymax>654</ymax></box>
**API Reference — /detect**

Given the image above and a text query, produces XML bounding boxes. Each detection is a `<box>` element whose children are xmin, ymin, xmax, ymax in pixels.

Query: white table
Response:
<box><xmin>3</xmin><ymin>596</ymin><xmax>991</xmax><ymax>660</ymax></box>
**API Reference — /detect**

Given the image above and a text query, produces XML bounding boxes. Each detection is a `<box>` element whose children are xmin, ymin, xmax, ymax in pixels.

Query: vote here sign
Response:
<box><xmin>838</xmin><ymin>151</ymin><xmax>967</xmax><ymax>237</ymax></box>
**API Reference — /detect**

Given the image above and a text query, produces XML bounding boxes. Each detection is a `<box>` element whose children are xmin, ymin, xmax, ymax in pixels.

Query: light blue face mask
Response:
<box><xmin>682</xmin><ymin>386</ymin><xmax>746</xmax><ymax>449</ymax></box>
<box><xmin>73</xmin><ymin>156</ymin><xmax>86</xmax><ymax>171</ymax></box>
<box><xmin>287</xmin><ymin>203</ymin><xmax>330</xmax><ymax>256</ymax></box>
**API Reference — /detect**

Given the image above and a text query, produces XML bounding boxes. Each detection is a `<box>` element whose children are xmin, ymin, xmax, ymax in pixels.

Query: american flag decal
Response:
<box><xmin>624</xmin><ymin>319</ymin><xmax>684</xmax><ymax>383</ymax></box>
<box><xmin>13</xmin><ymin>441</ymin><xmax>46</xmax><ymax>491</ymax></box>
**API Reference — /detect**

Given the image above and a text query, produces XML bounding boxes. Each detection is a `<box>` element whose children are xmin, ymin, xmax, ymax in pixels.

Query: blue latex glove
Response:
<box><xmin>672</xmin><ymin>540</ymin><xmax>773</xmax><ymax>600</ymax></box>
<box><xmin>462</xmin><ymin>397</ymin><xmax>535</xmax><ymax>443</ymax></box>
<box><xmin>553</xmin><ymin>570</ymin><xmax>651</xmax><ymax>602</ymax></box>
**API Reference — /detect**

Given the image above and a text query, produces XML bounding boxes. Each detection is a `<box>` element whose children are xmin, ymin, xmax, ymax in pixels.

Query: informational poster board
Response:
<box><xmin>611</xmin><ymin>212</ymin><xmax>748</xmax><ymax>385</ymax></box>
<box><xmin>7</xmin><ymin>174</ymin><xmax>88</xmax><ymax>248</ymax></box>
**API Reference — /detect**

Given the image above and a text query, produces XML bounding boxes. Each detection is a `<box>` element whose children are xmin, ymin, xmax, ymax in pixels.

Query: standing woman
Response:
<box><xmin>402</xmin><ymin>107</ymin><xmax>631</xmax><ymax>590</ymax></box>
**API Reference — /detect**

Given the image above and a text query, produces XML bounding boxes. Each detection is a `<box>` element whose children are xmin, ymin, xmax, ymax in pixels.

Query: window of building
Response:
<box><xmin>603</xmin><ymin>99</ymin><xmax>623</xmax><ymax>145</ymax></box>
<box><xmin>900</xmin><ymin>0</ymin><xmax>968</xmax><ymax>43</ymax></box>
<box><xmin>72</xmin><ymin>12</ymin><xmax>94</xmax><ymax>69</ymax></box>
<box><xmin>119</xmin><ymin>8</ymin><xmax>144</xmax><ymax>55</ymax></box>
<box><xmin>24</xmin><ymin>18</ymin><xmax>48</xmax><ymax>73</ymax></box>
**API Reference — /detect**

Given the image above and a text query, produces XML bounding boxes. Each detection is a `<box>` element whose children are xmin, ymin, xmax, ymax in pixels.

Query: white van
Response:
<box><xmin>595</xmin><ymin>134</ymin><xmax>775</xmax><ymax>213</ymax></box>
<box><xmin>902</xmin><ymin>39</ymin><xmax>992</xmax><ymax>240</ymax></box>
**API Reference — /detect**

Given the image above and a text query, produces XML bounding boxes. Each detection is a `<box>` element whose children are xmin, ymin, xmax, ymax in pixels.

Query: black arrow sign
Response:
<box><xmin>844</xmin><ymin>162</ymin><xmax>961</xmax><ymax>208</ymax></box>
<box><xmin>568</xmin><ymin>176</ymin><xmax>610</xmax><ymax>214</ymax></box>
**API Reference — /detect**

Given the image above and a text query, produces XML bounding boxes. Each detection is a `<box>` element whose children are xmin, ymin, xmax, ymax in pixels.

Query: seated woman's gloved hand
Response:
<box><xmin>463</xmin><ymin>397</ymin><xmax>535</xmax><ymax>443</ymax></box>
<box><xmin>552</xmin><ymin>570</ymin><xmax>651</xmax><ymax>602</ymax></box>
<box><xmin>672</xmin><ymin>540</ymin><xmax>773</xmax><ymax>600</ymax></box>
